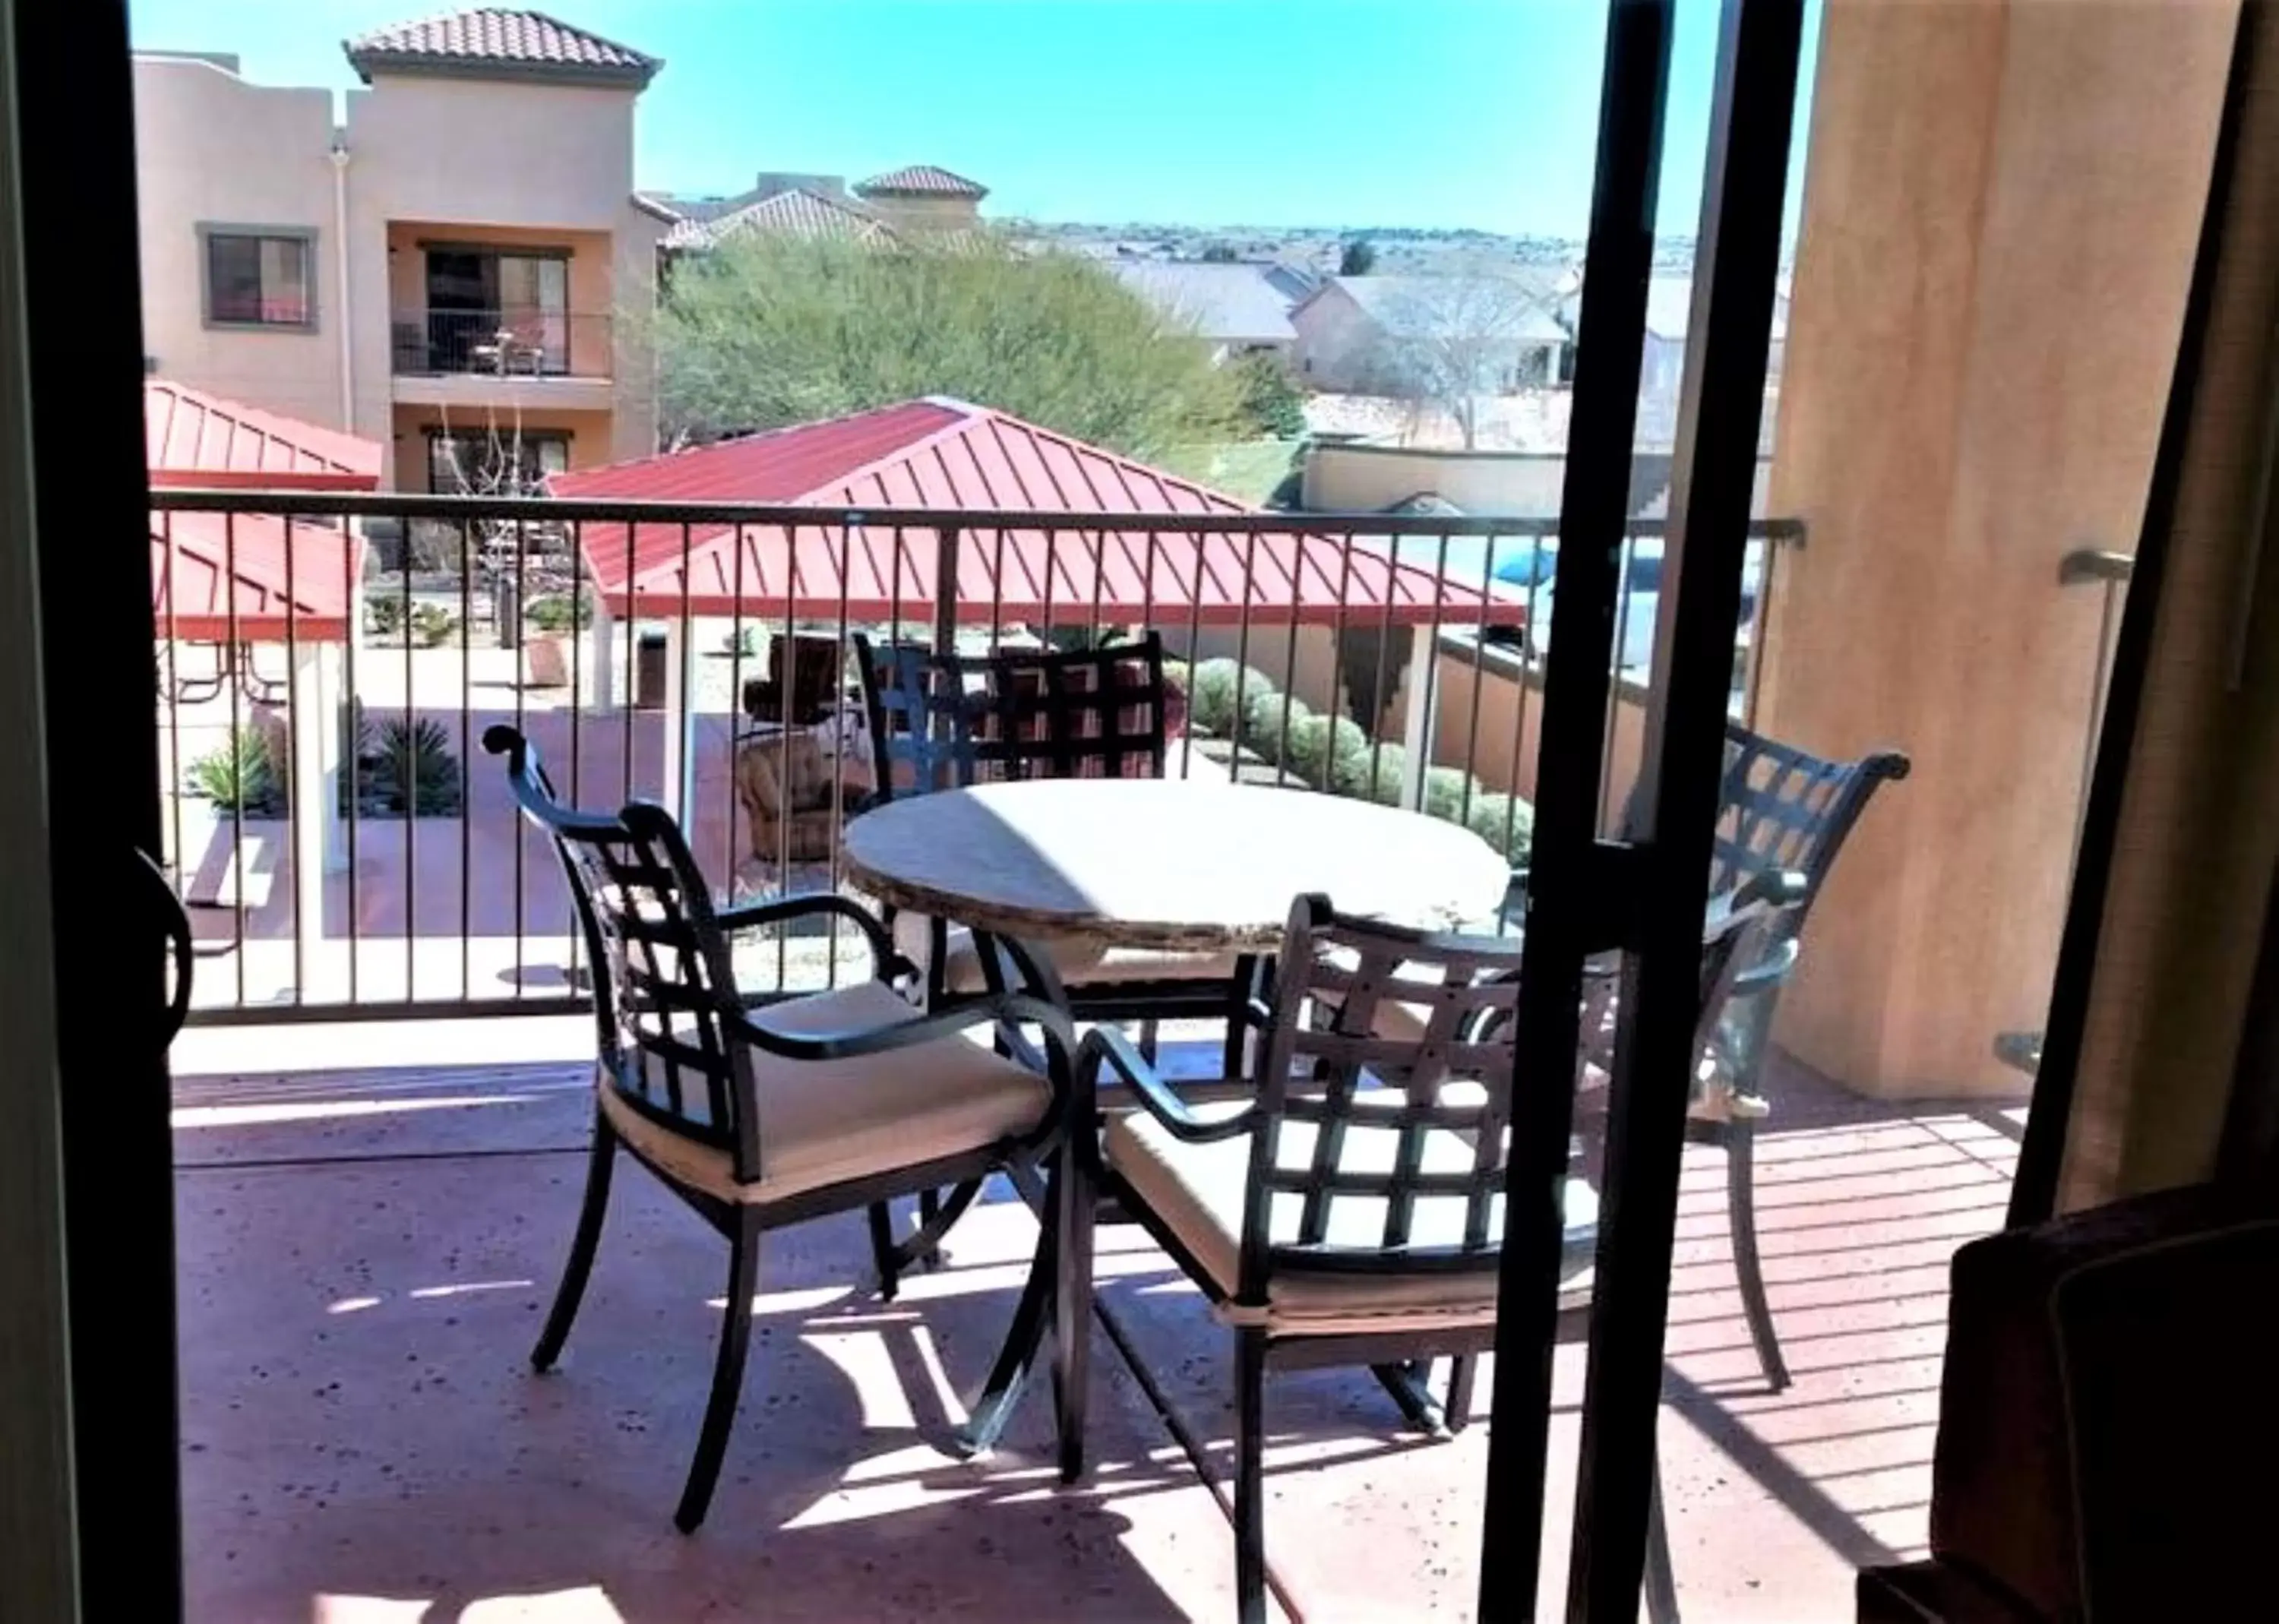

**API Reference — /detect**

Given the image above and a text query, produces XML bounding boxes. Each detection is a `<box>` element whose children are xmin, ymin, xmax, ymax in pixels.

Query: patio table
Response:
<box><xmin>839</xmin><ymin>776</ymin><xmax>1511</xmax><ymax>965</ymax></box>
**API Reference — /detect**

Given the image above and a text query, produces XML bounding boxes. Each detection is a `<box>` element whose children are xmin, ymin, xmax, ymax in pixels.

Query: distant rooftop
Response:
<box><xmin>343</xmin><ymin>9</ymin><xmax>659</xmax><ymax>89</ymax></box>
<box><xmin>668</xmin><ymin>187</ymin><xmax>893</xmax><ymax>250</ymax></box>
<box><xmin>1109</xmin><ymin>261</ymin><xmax>1302</xmax><ymax>346</ymax></box>
<box><xmin>1313</xmin><ymin>271</ymin><xmax>1569</xmax><ymax>343</ymax></box>
<box><xmin>855</xmin><ymin>165</ymin><xmax>988</xmax><ymax>201</ymax></box>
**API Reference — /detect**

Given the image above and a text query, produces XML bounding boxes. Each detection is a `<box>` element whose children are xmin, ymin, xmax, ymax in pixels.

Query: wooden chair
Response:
<box><xmin>482</xmin><ymin>724</ymin><xmax>1079</xmax><ymax>1531</ymax></box>
<box><xmin>1073</xmin><ymin>885</ymin><xmax>1795</xmax><ymax>1624</ymax></box>
<box><xmin>851</xmin><ymin>632</ymin><xmax>1271</xmax><ymax>1292</ymax></box>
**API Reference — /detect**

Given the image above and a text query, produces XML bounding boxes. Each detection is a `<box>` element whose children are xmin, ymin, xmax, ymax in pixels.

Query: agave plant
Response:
<box><xmin>186</xmin><ymin>725</ymin><xmax>283</xmax><ymax>815</ymax></box>
<box><xmin>365</xmin><ymin>716</ymin><xmax>463</xmax><ymax>815</ymax></box>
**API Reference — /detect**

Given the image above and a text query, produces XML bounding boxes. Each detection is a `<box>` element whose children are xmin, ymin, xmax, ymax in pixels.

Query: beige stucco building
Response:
<box><xmin>133</xmin><ymin>9</ymin><xmax>669</xmax><ymax>491</ymax></box>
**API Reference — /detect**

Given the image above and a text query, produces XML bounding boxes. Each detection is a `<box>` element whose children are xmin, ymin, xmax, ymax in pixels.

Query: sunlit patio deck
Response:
<box><xmin>172</xmin><ymin>1019</ymin><xmax>2024</xmax><ymax>1622</ymax></box>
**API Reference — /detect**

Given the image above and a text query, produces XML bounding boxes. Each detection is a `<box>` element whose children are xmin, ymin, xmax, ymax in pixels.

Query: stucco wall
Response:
<box><xmin>390</xmin><ymin>403</ymin><xmax>620</xmax><ymax>491</ymax></box>
<box><xmin>133</xmin><ymin>52</ymin><xmax>660</xmax><ymax>487</ymax></box>
<box><xmin>1304</xmin><ymin>441</ymin><xmax>1569</xmax><ymax>514</ymax></box>
<box><xmin>1756</xmin><ymin>0</ymin><xmax>2233</xmax><ymax>1097</ymax></box>
<box><xmin>133</xmin><ymin>55</ymin><xmax>344</xmax><ymax>428</ymax></box>
<box><xmin>1291</xmin><ymin>286</ymin><xmax>1382</xmax><ymax>391</ymax></box>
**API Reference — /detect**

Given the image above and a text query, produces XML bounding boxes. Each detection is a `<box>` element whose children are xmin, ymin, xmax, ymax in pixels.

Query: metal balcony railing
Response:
<box><xmin>388</xmin><ymin>309</ymin><xmax>613</xmax><ymax>378</ymax></box>
<box><xmin>149</xmin><ymin>488</ymin><xmax>1798</xmax><ymax>1021</ymax></box>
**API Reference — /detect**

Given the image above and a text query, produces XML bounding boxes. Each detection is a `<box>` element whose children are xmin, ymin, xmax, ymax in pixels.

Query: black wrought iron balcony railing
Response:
<box><xmin>388</xmin><ymin>309</ymin><xmax>614</xmax><ymax>378</ymax></box>
<box><xmin>147</xmin><ymin>487</ymin><xmax>1798</xmax><ymax>1020</ymax></box>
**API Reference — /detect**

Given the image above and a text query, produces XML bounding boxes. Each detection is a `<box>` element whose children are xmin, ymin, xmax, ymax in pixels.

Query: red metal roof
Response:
<box><xmin>855</xmin><ymin>165</ymin><xmax>988</xmax><ymax>200</ymax></box>
<box><xmin>147</xmin><ymin>381</ymin><xmax>378</xmax><ymax>643</ymax></box>
<box><xmin>146</xmin><ymin>380</ymin><xmax>384</xmax><ymax>490</ymax></box>
<box><xmin>551</xmin><ymin>399</ymin><xmax>1525</xmax><ymax>629</ymax></box>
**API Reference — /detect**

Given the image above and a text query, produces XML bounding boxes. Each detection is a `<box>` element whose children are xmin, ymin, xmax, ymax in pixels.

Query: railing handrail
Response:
<box><xmin>2059</xmin><ymin>548</ymin><xmax>2134</xmax><ymax>585</ymax></box>
<box><xmin>148</xmin><ymin>485</ymin><xmax>1810</xmax><ymax>544</ymax></box>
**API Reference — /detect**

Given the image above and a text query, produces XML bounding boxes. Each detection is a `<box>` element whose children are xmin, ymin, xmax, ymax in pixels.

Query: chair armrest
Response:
<box><xmin>1081</xmin><ymin>1025</ymin><xmax>1255</xmax><ymax>1142</ymax></box>
<box><xmin>715</xmin><ymin>893</ymin><xmax>906</xmax><ymax>981</ymax></box>
<box><xmin>735</xmin><ymin>987</ymin><xmax>1073</xmax><ymax>1065</ymax></box>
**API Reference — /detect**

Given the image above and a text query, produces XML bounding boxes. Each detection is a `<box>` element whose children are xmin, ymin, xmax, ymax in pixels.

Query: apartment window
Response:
<box><xmin>201</xmin><ymin>228</ymin><xmax>315</xmax><ymax>329</ymax></box>
<box><xmin>425</xmin><ymin>428</ymin><xmax>570</xmax><ymax>494</ymax></box>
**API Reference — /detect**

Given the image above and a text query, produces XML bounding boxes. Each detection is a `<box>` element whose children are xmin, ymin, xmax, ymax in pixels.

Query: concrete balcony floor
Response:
<box><xmin>172</xmin><ymin>1019</ymin><xmax>2024</xmax><ymax>1622</ymax></box>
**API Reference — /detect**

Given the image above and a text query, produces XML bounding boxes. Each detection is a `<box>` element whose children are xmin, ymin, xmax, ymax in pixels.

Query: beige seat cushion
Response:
<box><xmin>893</xmin><ymin>911</ymin><xmax>1242</xmax><ymax>996</ymax></box>
<box><xmin>601</xmin><ymin>980</ymin><xmax>1050</xmax><ymax>1207</ymax></box>
<box><xmin>1104</xmin><ymin>1106</ymin><xmax>1597</xmax><ymax>1335</ymax></box>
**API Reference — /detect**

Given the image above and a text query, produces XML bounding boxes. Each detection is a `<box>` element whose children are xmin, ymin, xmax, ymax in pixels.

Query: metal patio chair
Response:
<box><xmin>852</xmin><ymin>631</ymin><xmax>1271</xmax><ymax>1293</ymax></box>
<box><xmin>1070</xmin><ymin>884</ymin><xmax>1794</xmax><ymax>1624</ymax></box>
<box><xmin>1487</xmin><ymin>722</ymin><xmax>1908</xmax><ymax>1392</ymax></box>
<box><xmin>483</xmin><ymin>725</ymin><xmax>1079</xmax><ymax>1532</ymax></box>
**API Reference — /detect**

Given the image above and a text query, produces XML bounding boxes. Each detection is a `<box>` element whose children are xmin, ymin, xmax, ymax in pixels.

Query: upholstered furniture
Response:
<box><xmin>483</xmin><ymin>724</ymin><xmax>1076</xmax><ymax>1532</ymax></box>
<box><xmin>1858</xmin><ymin>1181</ymin><xmax>2279</xmax><ymax>1622</ymax></box>
<box><xmin>732</xmin><ymin>728</ymin><xmax>865</xmax><ymax>867</ymax></box>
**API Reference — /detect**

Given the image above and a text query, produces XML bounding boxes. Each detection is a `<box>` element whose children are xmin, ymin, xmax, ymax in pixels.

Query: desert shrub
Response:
<box><xmin>187</xmin><ymin>726</ymin><xmax>280</xmax><ymax>814</ymax></box>
<box><xmin>1186</xmin><ymin>657</ymin><xmax>1275</xmax><ymax>736</ymax></box>
<box><xmin>1282</xmin><ymin>712</ymin><xmax>1369</xmax><ymax>789</ymax></box>
<box><xmin>1465</xmin><ymin>791</ymin><xmax>1535</xmax><ymax>863</ymax></box>
<box><xmin>1421</xmin><ymin>765</ymin><xmax>1478</xmax><ymax>822</ymax></box>
<box><xmin>1235</xmin><ymin>687</ymin><xmax>1309</xmax><ymax>764</ymax></box>
<box><xmin>525</xmin><ymin>590</ymin><xmax>593</xmax><ymax>634</ymax></box>
<box><xmin>365</xmin><ymin>596</ymin><xmax>406</xmax><ymax>639</ymax></box>
<box><xmin>1356</xmin><ymin>744</ymin><xmax>1408</xmax><ymax>805</ymax></box>
<box><xmin>410</xmin><ymin>603</ymin><xmax>458</xmax><ymax>648</ymax></box>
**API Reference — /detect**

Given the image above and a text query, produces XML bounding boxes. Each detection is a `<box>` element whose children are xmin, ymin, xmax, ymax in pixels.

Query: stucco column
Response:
<box><xmin>1752</xmin><ymin>0</ymin><xmax>2234</xmax><ymax>1097</ymax></box>
<box><xmin>587</xmin><ymin>599</ymin><xmax>615</xmax><ymax>712</ymax></box>
<box><xmin>661</xmin><ymin>619</ymin><xmax>698</xmax><ymax>822</ymax></box>
<box><xmin>1398</xmin><ymin>628</ymin><xmax>1435</xmax><ymax>810</ymax></box>
<box><xmin>291</xmin><ymin>642</ymin><xmax>346</xmax><ymax>966</ymax></box>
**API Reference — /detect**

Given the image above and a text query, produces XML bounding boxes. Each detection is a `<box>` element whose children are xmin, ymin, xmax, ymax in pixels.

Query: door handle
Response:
<box><xmin>135</xmin><ymin>847</ymin><xmax>193</xmax><ymax>1044</ymax></box>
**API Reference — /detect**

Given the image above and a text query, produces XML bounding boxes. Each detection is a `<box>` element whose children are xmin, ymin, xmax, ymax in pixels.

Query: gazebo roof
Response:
<box><xmin>549</xmin><ymin>399</ymin><xmax>1526</xmax><ymax>628</ymax></box>
<box><xmin>148</xmin><ymin>381</ymin><xmax>381</xmax><ymax>643</ymax></box>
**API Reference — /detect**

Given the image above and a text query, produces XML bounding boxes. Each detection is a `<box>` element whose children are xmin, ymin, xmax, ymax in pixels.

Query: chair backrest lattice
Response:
<box><xmin>1701</xmin><ymin>722</ymin><xmax>1911</xmax><ymax>949</ymax></box>
<box><xmin>485</xmin><ymin>725</ymin><xmax>764</xmax><ymax>1183</ymax></box>
<box><xmin>852</xmin><ymin>632</ymin><xmax>1168</xmax><ymax>800</ymax></box>
<box><xmin>1240</xmin><ymin>892</ymin><xmax>1777</xmax><ymax>1303</ymax></box>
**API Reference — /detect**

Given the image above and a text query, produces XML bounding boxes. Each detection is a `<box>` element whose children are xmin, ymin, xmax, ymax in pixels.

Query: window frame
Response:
<box><xmin>197</xmin><ymin>223</ymin><xmax>318</xmax><ymax>333</ymax></box>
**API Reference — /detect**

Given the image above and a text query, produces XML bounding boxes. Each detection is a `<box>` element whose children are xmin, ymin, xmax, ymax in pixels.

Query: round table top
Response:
<box><xmin>841</xmin><ymin>777</ymin><xmax>1512</xmax><ymax>953</ymax></box>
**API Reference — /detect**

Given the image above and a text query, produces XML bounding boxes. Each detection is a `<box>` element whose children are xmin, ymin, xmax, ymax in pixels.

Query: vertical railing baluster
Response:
<box><xmin>1327</xmin><ymin>520</ymin><xmax>1358</xmax><ymax>800</ymax></box>
<box><xmin>725</xmin><ymin>522</ymin><xmax>748</xmax><ymax>913</ymax></box>
<box><xmin>1739</xmin><ymin>524</ymin><xmax>1775</xmax><ymax>728</ymax></box>
<box><xmin>511</xmin><ymin>516</ymin><xmax>529</xmax><ymax>998</ymax></box>
<box><xmin>621</xmin><ymin>521</ymin><xmax>637</xmax><ymax>806</ymax></box>
<box><xmin>827</xmin><ymin>519</ymin><xmax>855</xmax><ymax>987</ymax></box>
<box><xmin>1089</xmin><ymin>526</ymin><xmax>1107</xmax><ymax>646</ymax></box>
<box><xmin>161</xmin><ymin>511</ymin><xmax>188</xmax><ymax>1003</ymax></box>
<box><xmin>1366</xmin><ymin>539</ymin><xmax>1399</xmax><ymax>804</ymax></box>
<box><xmin>282</xmin><ymin>502</ymin><xmax>304</xmax><ymax>1006</ymax></box>
<box><xmin>224</xmin><ymin>508</ymin><xmax>246</xmax><ymax>1007</ymax></box>
<box><xmin>402</xmin><ymin>517</ymin><xmax>416</xmax><ymax>1002</ymax></box>
<box><xmin>778</xmin><ymin>524</ymin><xmax>798</xmax><ymax>991</ymax></box>
<box><xmin>561</xmin><ymin>516</ymin><xmax>580</xmax><ymax>998</ymax></box>
<box><xmin>1275</xmin><ymin>520</ymin><xmax>1302</xmax><ymax>791</ymax></box>
<box><xmin>1230</xmin><ymin>527</ymin><xmax>1260</xmax><ymax>784</ymax></box>
<box><xmin>1181</xmin><ymin>522</ymin><xmax>1206</xmax><ymax>782</ymax></box>
<box><xmin>1601</xmin><ymin>525</ymin><xmax>1637</xmax><ymax>833</ymax></box>
<box><xmin>1414</xmin><ymin>529</ymin><xmax>1453</xmax><ymax>814</ymax></box>
<box><xmin>458</xmin><ymin>517</ymin><xmax>473</xmax><ymax>1001</ymax></box>
<box><xmin>1459</xmin><ymin>526</ymin><xmax>1495</xmax><ymax>827</ymax></box>
<box><xmin>343</xmin><ymin>507</ymin><xmax>360</xmax><ymax>1006</ymax></box>
<box><xmin>989</xmin><ymin>525</ymin><xmax>1008</xmax><ymax>656</ymax></box>
<box><xmin>678</xmin><ymin>517</ymin><xmax>696</xmax><ymax>834</ymax></box>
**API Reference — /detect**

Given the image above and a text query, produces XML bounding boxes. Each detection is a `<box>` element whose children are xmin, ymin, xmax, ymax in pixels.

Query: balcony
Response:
<box><xmin>148</xmin><ymin>483</ymin><xmax>2062</xmax><ymax>1617</ymax></box>
<box><xmin>389</xmin><ymin>308</ymin><xmax>617</xmax><ymax>413</ymax></box>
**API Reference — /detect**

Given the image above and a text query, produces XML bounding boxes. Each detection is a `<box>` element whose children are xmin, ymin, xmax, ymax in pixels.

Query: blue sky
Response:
<box><xmin>128</xmin><ymin>2</ymin><xmax>1816</xmax><ymax>236</ymax></box>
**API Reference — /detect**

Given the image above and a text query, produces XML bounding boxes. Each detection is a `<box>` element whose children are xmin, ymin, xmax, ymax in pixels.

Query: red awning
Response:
<box><xmin>147</xmin><ymin>381</ymin><xmax>381</xmax><ymax>643</ymax></box>
<box><xmin>550</xmin><ymin>399</ymin><xmax>1526</xmax><ymax>629</ymax></box>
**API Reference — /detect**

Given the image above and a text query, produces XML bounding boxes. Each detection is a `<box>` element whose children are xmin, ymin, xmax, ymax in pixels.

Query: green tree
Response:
<box><xmin>1339</xmin><ymin>238</ymin><xmax>1377</xmax><ymax>276</ymax></box>
<box><xmin>1232</xmin><ymin>352</ymin><xmax>1307</xmax><ymax>439</ymax></box>
<box><xmin>655</xmin><ymin>235</ymin><xmax>1240</xmax><ymax>460</ymax></box>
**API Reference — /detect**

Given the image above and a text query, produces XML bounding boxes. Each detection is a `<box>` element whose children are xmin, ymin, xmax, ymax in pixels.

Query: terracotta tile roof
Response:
<box><xmin>665</xmin><ymin>188</ymin><xmax>893</xmax><ymax>251</ymax></box>
<box><xmin>854</xmin><ymin>165</ymin><xmax>988</xmax><ymax>201</ymax></box>
<box><xmin>344</xmin><ymin>9</ymin><xmax>659</xmax><ymax>87</ymax></box>
<box><xmin>549</xmin><ymin>398</ymin><xmax>1525</xmax><ymax>630</ymax></box>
